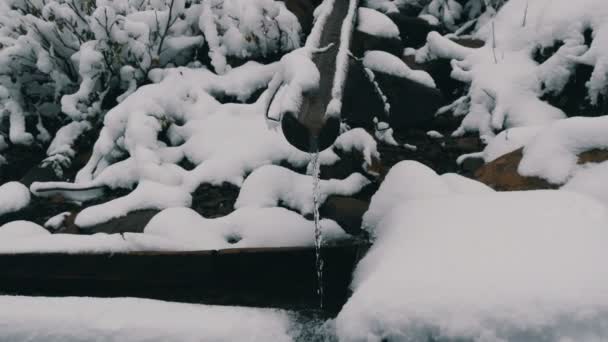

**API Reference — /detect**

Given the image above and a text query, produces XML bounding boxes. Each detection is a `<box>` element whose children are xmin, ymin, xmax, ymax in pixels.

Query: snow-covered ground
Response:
<box><xmin>0</xmin><ymin>296</ymin><xmax>298</xmax><ymax>342</ymax></box>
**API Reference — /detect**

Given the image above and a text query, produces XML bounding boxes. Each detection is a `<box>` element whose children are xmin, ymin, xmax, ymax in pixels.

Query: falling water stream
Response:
<box><xmin>310</xmin><ymin>137</ymin><xmax>324</xmax><ymax>309</ymax></box>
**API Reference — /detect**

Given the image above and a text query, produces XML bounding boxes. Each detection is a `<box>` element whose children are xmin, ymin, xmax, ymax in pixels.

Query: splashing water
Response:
<box><xmin>310</xmin><ymin>139</ymin><xmax>324</xmax><ymax>309</ymax></box>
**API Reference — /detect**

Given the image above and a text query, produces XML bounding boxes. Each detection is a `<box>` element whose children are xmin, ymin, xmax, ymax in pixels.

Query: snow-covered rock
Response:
<box><xmin>139</xmin><ymin>206</ymin><xmax>348</xmax><ymax>251</ymax></box>
<box><xmin>338</xmin><ymin>190</ymin><xmax>608</xmax><ymax>341</ymax></box>
<box><xmin>0</xmin><ymin>182</ymin><xmax>31</xmax><ymax>217</ymax></box>
<box><xmin>356</xmin><ymin>8</ymin><xmax>400</xmax><ymax>39</ymax></box>
<box><xmin>363</xmin><ymin>50</ymin><xmax>436</xmax><ymax>88</ymax></box>
<box><xmin>235</xmin><ymin>165</ymin><xmax>370</xmax><ymax>215</ymax></box>
<box><xmin>519</xmin><ymin>116</ymin><xmax>608</xmax><ymax>184</ymax></box>
<box><xmin>363</xmin><ymin>161</ymin><xmax>493</xmax><ymax>235</ymax></box>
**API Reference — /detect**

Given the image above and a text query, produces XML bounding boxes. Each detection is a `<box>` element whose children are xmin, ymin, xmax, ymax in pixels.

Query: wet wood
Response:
<box><xmin>282</xmin><ymin>0</ymin><xmax>359</xmax><ymax>152</ymax></box>
<box><xmin>0</xmin><ymin>243</ymin><xmax>370</xmax><ymax>315</ymax></box>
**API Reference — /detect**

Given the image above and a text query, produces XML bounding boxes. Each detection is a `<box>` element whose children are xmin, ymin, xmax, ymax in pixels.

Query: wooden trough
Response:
<box><xmin>0</xmin><ymin>242</ymin><xmax>370</xmax><ymax>315</ymax></box>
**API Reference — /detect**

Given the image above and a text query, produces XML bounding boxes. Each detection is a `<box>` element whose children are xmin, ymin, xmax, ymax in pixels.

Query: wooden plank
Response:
<box><xmin>0</xmin><ymin>243</ymin><xmax>369</xmax><ymax>314</ymax></box>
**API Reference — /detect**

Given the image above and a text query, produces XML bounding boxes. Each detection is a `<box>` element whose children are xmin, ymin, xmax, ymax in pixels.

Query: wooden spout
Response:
<box><xmin>282</xmin><ymin>0</ymin><xmax>359</xmax><ymax>153</ymax></box>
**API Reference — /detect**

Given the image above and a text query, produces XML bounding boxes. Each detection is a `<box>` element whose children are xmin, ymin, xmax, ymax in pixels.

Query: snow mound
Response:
<box><xmin>139</xmin><ymin>206</ymin><xmax>348</xmax><ymax>250</ymax></box>
<box><xmin>362</xmin><ymin>160</ymin><xmax>493</xmax><ymax>235</ymax></box>
<box><xmin>0</xmin><ymin>220</ymin><xmax>48</xmax><ymax>237</ymax></box>
<box><xmin>0</xmin><ymin>182</ymin><xmax>31</xmax><ymax>216</ymax></box>
<box><xmin>519</xmin><ymin>116</ymin><xmax>608</xmax><ymax>184</ymax></box>
<box><xmin>337</xmin><ymin>190</ymin><xmax>608</xmax><ymax>341</ymax></box>
<box><xmin>363</xmin><ymin>50</ymin><xmax>436</xmax><ymax>88</ymax></box>
<box><xmin>0</xmin><ymin>296</ymin><xmax>294</xmax><ymax>342</ymax></box>
<box><xmin>235</xmin><ymin>165</ymin><xmax>370</xmax><ymax>215</ymax></box>
<box><xmin>0</xmin><ymin>205</ymin><xmax>348</xmax><ymax>253</ymax></box>
<box><xmin>333</xmin><ymin>128</ymin><xmax>380</xmax><ymax>167</ymax></box>
<box><xmin>356</xmin><ymin>7</ymin><xmax>400</xmax><ymax>39</ymax></box>
<box><xmin>0</xmin><ymin>221</ymin><xmax>137</xmax><ymax>254</ymax></box>
<box><xmin>75</xmin><ymin>181</ymin><xmax>192</xmax><ymax>229</ymax></box>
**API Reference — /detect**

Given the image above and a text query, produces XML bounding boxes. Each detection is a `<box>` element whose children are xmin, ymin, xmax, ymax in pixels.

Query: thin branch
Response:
<box><xmin>522</xmin><ymin>0</ymin><xmax>529</xmax><ymax>27</ymax></box>
<box><xmin>157</xmin><ymin>0</ymin><xmax>177</xmax><ymax>56</ymax></box>
<box><xmin>491</xmin><ymin>21</ymin><xmax>498</xmax><ymax>64</ymax></box>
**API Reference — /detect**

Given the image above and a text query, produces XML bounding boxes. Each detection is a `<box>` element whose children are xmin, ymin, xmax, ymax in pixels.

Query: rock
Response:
<box><xmin>475</xmin><ymin>147</ymin><xmax>608</xmax><ymax>191</ymax></box>
<box><xmin>372</xmin><ymin>70</ymin><xmax>445</xmax><ymax>130</ymax></box>
<box><xmin>386</xmin><ymin>13</ymin><xmax>441</xmax><ymax>48</ymax></box>
<box><xmin>402</xmin><ymin>55</ymin><xmax>464</xmax><ymax>101</ymax></box>
<box><xmin>474</xmin><ymin>148</ymin><xmax>556</xmax><ymax>191</ymax></box>
<box><xmin>320</xmin><ymin>196</ymin><xmax>369</xmax><ymax>236</ymax></box>
<box><xmin>578</xmin><ymin>149</ymin><xmax>608</xmax><ymax>164</ymax></box>
<box><xmin>191</xmin><ymin>183</ymin><xmax>240</xmax><ymax>218</ymax></box>
<box><xmin>0</xmin><ymin>144</ymin><xmax>45</xmax><ymax>185</ymax></box>
<box><xmin>352</xmin><ymin>30</ymin><xmax>402</xmax><ymax>57</ymax></box>
<box><xmin>20</xmin><ymin>163</ymin><xmax>62</xmax><ymax>188</ymax></box>
<box><xmin>342</xmin><ymin>59</ymin><xmax>386</xmax><ymax>130</ymax></box>
<box><xmin>278</xmin><ymin>0</ymin><xmax>322</xmax><ymax>35</ymax></box>
<box><xmin>450</xmin><ymin>37</ymin><xmax>485</xmax><ymax>49</ymax></box>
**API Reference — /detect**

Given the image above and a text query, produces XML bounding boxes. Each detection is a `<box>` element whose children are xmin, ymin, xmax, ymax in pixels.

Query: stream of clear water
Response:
<box><xmin>310</xmin><ymin>139</ymin><xmax>324</xmax><ymax>309</ymax></box>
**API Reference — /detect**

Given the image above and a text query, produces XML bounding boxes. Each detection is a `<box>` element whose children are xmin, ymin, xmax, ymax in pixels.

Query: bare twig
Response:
<box><xmin>522</xmin><ymin>0</ymin><xmax>529</xmax><ymax>27</ymax></box>
<box><xmin>157</xmin><ymin>0</ymin><xmax>177</xmax><ymax>57</ymax></box>
<box><xmin>491</xmin><ymin>21</ymin><xmax>498</xmax><ymax>64</ymax></box>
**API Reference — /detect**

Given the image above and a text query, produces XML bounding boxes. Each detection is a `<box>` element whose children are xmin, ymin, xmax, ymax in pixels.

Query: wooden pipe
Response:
<box><xmin>281</xmin><ymin>0</ymin><xmax>359</xmax><ymax>153</ymax></box>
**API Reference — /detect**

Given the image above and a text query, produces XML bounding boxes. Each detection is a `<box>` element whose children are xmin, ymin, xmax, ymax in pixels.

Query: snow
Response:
<box><xmin>362</xmin><ymin>0</ymin><xmax>399</xmax><ymax>14</ymax></box>
<box><xmin>457</xmin><ymin>125</ymin><xmax>544</xmax><ymax>164</ymax></box>
<box><xmin>139</xmin><ymin>206</ymin><xmax>349</xmax><ymax>251</ymax></box>
<box><xmin>519</xmin><ymin>116</ymin><xmax>608</xmax><ymax>184</ymax></box>
<box><xmin>0</xmin><ymin>222</ymin><xmax>136</xmax><ymax>254</ymax></box>
<box><xmin>426</xmin><ymin>130</ymin><xmax>444</xmax><ymax>139</ymax></box>
<box><xmin>44</xmin><ymin>212</ymin><xmax>71</xmax><ymax>231</ymax></box>
<box><xmin>327</xmin><ymin>0</ymin><xmax>358</xmax><ymax>118</ymax></box>
<box><xmin>363</xmin><ymin>50</ymin><xmax>437</xmax><ymax>88</ymax></box>
<box><xmin>0</xmin><ymin>182</ymin><xmax>31</xmax><ymax>216</ymax></box>
<box><xmin>268</xmin><ymin>48</ymin><xmax>321</xmax><ymax>117</ymax></box>
<box><xmin>75</xmin><ymin>180</ymin><xmax>192</xmax><ymax>229</ymax></box>
<box><xmin>43</xmin><ymin>121</ymin><xmax>92</xmax><ymax>177</ymax></box>
<box><xmin>333</xmin><ymin>128</ymin><xmax>380</xmax><ymax>166</ymax></box>
<box><xmin>362</xmin><ymin>161</ymin><xmax>493</xmax><ymax>235</ymax></box>
<box><xmin>0</xmin><ymin>221</ymin><xmax>48</xmax><ymax>238</ymax></box>
<box><xmin>337</xmin><ymin>190</ymin><xmax>608</xmax><ymax>341</ymax></box>
<box><xmin>0</xmin><ymin>296</ymin><xmax>294</xmax><ymax>342</ymax></box>
<box><xmin>235</xmin><ymin>165</ymin><xmax>370</xmax><ymax>216</ymax></box>
<box><xmin>356</xmin><ymin>8</ymin><xmax>400</xmax><ymax>39</ymax></box>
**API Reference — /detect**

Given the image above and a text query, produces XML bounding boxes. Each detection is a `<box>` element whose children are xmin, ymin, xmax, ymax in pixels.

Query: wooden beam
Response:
<box><xmin>0</xmin><ymin>243</ymin><xmax>369</xmax><ymax>315</ymax></box>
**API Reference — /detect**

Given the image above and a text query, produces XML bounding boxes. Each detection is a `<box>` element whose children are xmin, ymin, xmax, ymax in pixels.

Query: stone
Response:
<box><xmin>191</xmin><ymin>183</ymin><xmax>240</xmax><ymax>218</ymax></box>
<box><xmin>372</xmin><ymin>70</ymin><xmax>445</xmax><ymax>130</ymax></box>
<box><xmin>386</xmin><ymin>13</ymin><xmax>441</xmax><ymax>48</ymax></box>
<box><xmin>475</xmin><ymin>148</ymin><xmax>608</xmax><ymax>191</ymax></box>
<box><xmin>342</xmin><ymin>59</ymin><xmax>386</xmax><ymax>130</ymax></box>
<box><xmin>278</xmin><ymin>0</ymin><xmax>322</xmax><ymax>35</ymax></box>
<box><xmin>352</xmin><ymin>30</ymin><xmax>402</xmax><ymax>57</ymax></box>
<box><xmin>320</xmin><ymin>196</ymin><xmax>369</xmax><ymax>236</ymax></box>
<box><xmin>474</xmin><ymin>148</ymin><xmax>557</xmax><ymax>191</ymax></box>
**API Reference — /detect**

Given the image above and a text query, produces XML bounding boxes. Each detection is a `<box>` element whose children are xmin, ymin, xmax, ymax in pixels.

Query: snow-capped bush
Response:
<box><xmin>416</xmin><ymin>0</ymin><xmax>607</xmax><ymax>142</ymax></box>
<box><xmin>0</xmin><ymin>0</ymin><xmax>301</xmax><ymax>173</ymax></box>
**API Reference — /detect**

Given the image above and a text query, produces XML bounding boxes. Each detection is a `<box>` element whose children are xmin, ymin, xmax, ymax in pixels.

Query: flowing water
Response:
<box><xmin>310</xmin><ymin>138</ymin><xmax>324</xmax><ymax>309</ymax></box>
